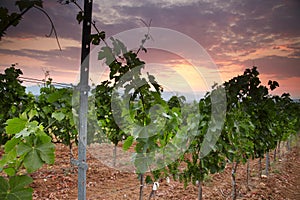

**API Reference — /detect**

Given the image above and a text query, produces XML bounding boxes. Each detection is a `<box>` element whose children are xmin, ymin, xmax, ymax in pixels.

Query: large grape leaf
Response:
<box><xmin>16</xmin><ymin>141</ymin><xmax>55</xmax><ymax>173</ymax></box>
<box><xmin>134</xmin><ymin>153</ymin><xmax>149</xmax><ymax>174</ymax></box>
<box><xmin>23</xmin><ymin>150</ymin><xmax>44</xmax><ymax>173</ymax></box>
<box><xmin>36</xmin><ymin>142</ymin><xmax>55</xmax><ymax>164</ymax></box>
<box><xmin>5</xmin><ymin>118</ymin><xmax>26</xmax><ymax>134</ymax></box>
<box><xmin>0</xmin><ymin>175</ymin><xmax>33</xmax><ymax>200</ymax></box>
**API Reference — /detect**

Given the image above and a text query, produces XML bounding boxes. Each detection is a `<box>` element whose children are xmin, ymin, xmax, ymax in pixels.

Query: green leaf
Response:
<box><xmin>4</xmin><ymin>137</ymin><xmax>20</xmax><ymax>152</ymax></box>
<box><xmin>145</xmin><ymin>175</ymin><xmax>153</xmax><ymax>184</ymax></box>
<box><xmin>23</xmin><ymin>150</ymin><xmax>43</xmax><ymax>173</ymax></box>
<box><xmin>47</xmin><ymin>91</ymin><xmax>63</xmax><ymax>103</ymax></box>
<box><xmin>134</xmin><ymin>153</ymin><xmax>148</xmax><ymax>174</ymax></box>
<box><xmin>91</xmin><ymin>32</ymin><xmax>105</xmax><ymax>45</ymax></box>
<box><xmin>9</xmin><ymin>175</ymin><xmax>33</xmax><ymax>191</ymax></box>
<box><xmin>98</xmin><ymin>46</ymin><xmax>114</xmax><ymax>64</ymax></box>
<box><xmin>28</xmin><ymin>109</ymin><xmax>38</xmax><ymax>120</ymax></box>
<box><xmin>0</xmin><ymin>176</ymin><xmax>9</xmax><ymax>196</ymax></box>
<box><xmin>52</xmin><ymin>112</ymin><xmax>65</xmax><ymax>121</ymax></box>
<box><xmin>17</xmin><ymin>140</ymin><xmax>55</xmax><ymax>173</ymax></box>
<box><xmin>42</xmin><ymin>106</ymin><xmax>51</xmax><ymax>114</ymax></box>
<box><xmin>5</xmin><ymin>118</ymin><xmax>26</xmax><ymax>134</ymax></box>
<box><xmin>76</xmin><ymin>11</ymin><xmax>84</xmax><ymax>24</ymax></box>
<box><xmin>0</xmin><ymin>175</ymin><xmax>33</xmax><ymax>200</ymax></box>
<box><xmin>37</xmin><ymin>134</ymin><xmax>52</xmax><ymax>144</ymax></box>
<box><xmin>91</xmin><ymin>34</ymin><xmax>100</xmax><ymax>45</ymax></box>
<box><xmin>3</xmin><ymin>168</ymin><xmax>16</xmax><ymax>176</ymax></box>
<box><xmin>15</xmin><ymin>128</ymin><xmax>31</xmax><ymax>138</ymax></box>
<box><xmin>16</xmin><ymin>143</ymin><xmax>31</xmax><ymax>156</ymax></box>
<box><xmin>99</xmin><ymin>31</ymin><xmax>105</xmax><ymax>40</ymax></box>
<box><xmin>111</xmin><ymin>38</ymin><xmax>127</xmax><ymax>56</ymax></box>
<box><xmin>36</xmin><ymin>142</ymin><xmax>55</xmax><ymax>164</ymax></box>
<box><xmin>0</xmin><ymin>149</ymin><xmax>17</xmax><ymax>170</ymax></box>
<box><xmin>123</xmin><ymin>136</ymin><xmax>134</xmax><ymax>151</ymax></box>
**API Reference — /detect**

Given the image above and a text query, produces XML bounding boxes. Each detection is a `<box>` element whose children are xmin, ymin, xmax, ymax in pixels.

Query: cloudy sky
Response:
<box><xmin>0</xmin><ymin>0</ymin><xmax>299</xmax><ymax>98</ymax></box>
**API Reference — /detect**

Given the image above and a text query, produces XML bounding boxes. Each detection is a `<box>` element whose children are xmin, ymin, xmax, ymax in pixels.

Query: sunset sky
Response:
<box><xmin>0</xmin><ymin>0</ymin><xmax>299</xmax><ymax>99</ymax></box>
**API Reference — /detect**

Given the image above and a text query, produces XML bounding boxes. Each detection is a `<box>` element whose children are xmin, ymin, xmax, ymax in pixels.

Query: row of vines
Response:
<box><xmin>1</xmin><ymin>1</ymin><xmax>300</xmax><ymax>200</ymax></box>
<box><xmin>1</xmin><ymin>60</ymin><xmax>299</xmax><ymax>200</ymax></box>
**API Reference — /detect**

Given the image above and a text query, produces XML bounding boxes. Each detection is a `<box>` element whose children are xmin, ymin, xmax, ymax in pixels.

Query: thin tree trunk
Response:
<box><xmin>278</xmin><ymin>141</ymin><xmax>281</xmax><ymax>159</ymax></box>
<box><xmin>69</xmin><ymin>142</ymin><xmax>75</xmax><ymax>172</ymax></box>
<box><xmin>287</xmin><ymin>137</ymin><xmax>291</xmax><ymax>152</ymax></box>
<box><xmin>198</xmin><ymin>180</ymin><xmax>203</xmax><ymax>200</ymax></box>
<box><xmin>231</xmin><ymin>162</ymin><xmax>239</xmax><ymax>200</ymax></box>
<box><xmin>258</xmin><ymin>158</ymin><xmax>262</xmax><ymax>178</ymax></box>
<box><xmin>198</xmin><ymin>163</ymin><xmax>203</xmax><ymax>200</ymax></box>
<box><xmin>148</xmin><ymin>190</ymin><xmax>154</xmax><ymax>200</ymax></box>
<box><xmin>139</xmin><ymin>174</ymin><xmax>144</xmax><ymax>200</ymax></box>
<box><xmin>265</xmin><ymin>152</ymin><xmax>269</xmax><ymax>176</ymax></box>
<box><xmin>273</xmin><ymin>148</ymin><xmax>277</xmax><ymax>162</ymax></box>
<box><xmin>113</xmin><ymin>144</ymin><xmax>117</xmax><ymax>167</ymax></box>
<box><xmin>246</xmin><ymin>160</ymin><xmax>250</xmax><ymax>188</ymax></box>
<box><xmin>69</xmin><ymin>142</ymin><xmax>74</xmax><ymax>163</ymax></box>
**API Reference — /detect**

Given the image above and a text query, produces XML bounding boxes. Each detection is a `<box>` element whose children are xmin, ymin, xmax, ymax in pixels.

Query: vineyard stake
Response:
<box><xmin>77</xmin><ymin>0</ymin><xmax>93</xmax><ymax>199</ymax></box>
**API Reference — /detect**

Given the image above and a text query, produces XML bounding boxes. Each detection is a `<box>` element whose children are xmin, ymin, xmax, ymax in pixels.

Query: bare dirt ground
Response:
<box><xmin>30</xmin><ymin>139</ymin><xmax>300</xmax><ymax>200</ymax></box>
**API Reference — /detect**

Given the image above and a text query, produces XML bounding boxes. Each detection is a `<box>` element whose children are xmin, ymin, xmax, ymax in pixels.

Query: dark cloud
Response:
<box><xmin>243</xmin><ymin>55</ymin><xmax>300</xmax><ymax>79</ymax></box>
<box><xmin>107</xmin><ymin>0</ymin><xmax>299</xmax><ymax>61</ymax></box>
<box><xmin>1</xmin><ymin>0</ymin><xmax>299</xmax><ymax>84</ymax></box>
<box><xmin>226</xmin><ymin>0</ymin><xmax>300</xmax><ymax>43</ymax></box>
<box><xmin>0</xmin><ymin>46</ymin><xmax>81</xmax><ymax>72</ymax></box>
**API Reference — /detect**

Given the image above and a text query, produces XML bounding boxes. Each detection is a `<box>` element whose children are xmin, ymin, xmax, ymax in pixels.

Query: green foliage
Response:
<box><xmin>91</xmin><ymin>31</ymin><xmax>105</xmax><ymax>45</ymax></box>
<box><xmin>96</xmin><ymin>40</ymin><xmax>164</xmax><ymax>172</ymax></box>
<box><xmin>0</xmin><ymin>175</ymin><xmax>33</xmax><ymax>200</ymax></box>
<box><xmin>167</xmin><ymin>95</ymin><xmax>185</xmax><ymax>110</ymax></box>
<box><xmin>1</xmin><ymin>2</ymin><xmax>298</xmax><ymax>197</ymax></box>
<box><xmin>93</xmin><ymin>80</ymin><xmax>126</xmax><ymax>145</ymax></box>
<box><xmin>176</xmin><ymin>67</ymin><xmax>300</xmax><ymax>200</ymax></box>
<box><xmin>0</xmin><ymin>110</ymin><xmax>55</xmax><ymax>199</ymax></box>
<box><xmin>123</xmin><ymin>136</ymin><xmax>134</xmax><ymax>151</ymax></box>
<box><xmin>272</xmin><ymin>94</ymin><xmax>299</xmax><ymax>142</ymax></box>
<box><xmin>224</xmin><ymin>67</ymin><xmax>271</xmax><ymax>159</ymax></box>
<box><xmin>0</xmin><ymin>66</ymin><xmax>34</xmax><ymax>145</ymax></box>
<box><xmin>221</xmin><ymin>67</ymin><xmax>299</xmax><ymax>200</ymax></box>
<box><xmin>223</xmin><ymin>104</ymin><xmax>255</xmax><ymax>163</ymax></box>
<box><xmin>0</xmin><ymin>111</ymin><xmax>55</xmax><ymax>174</ymax></box>
<box><xmin>37</xmin><ymin>82</ymin><xmax>77</xmax><ymax>146</ymax></box>
<box><xmin>178</xmin><ymin>91</ymin><xmax>226</xmax><ymax>189</ymax></box>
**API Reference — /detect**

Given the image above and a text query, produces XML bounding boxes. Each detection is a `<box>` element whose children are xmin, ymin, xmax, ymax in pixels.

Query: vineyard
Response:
<box><xmin>30</xmin><ymin>139</ymin><xmax>300</xmax><ymax>199</ymax></box>
<box><xmin>1</xmin><ymin>1</ymin><xmax>300</xmax><ymax>200</ymax></box>
<box><xmin>1</xmin><ymin>61</ymin><xmax>299</xmax><ymax>200</ymax></box>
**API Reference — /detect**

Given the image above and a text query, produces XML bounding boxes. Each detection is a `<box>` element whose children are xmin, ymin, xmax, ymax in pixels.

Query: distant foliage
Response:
<box><xmin>0</xmin><ymin>66</ymin><xmax>35</xmax><ymax>145</ymax></box>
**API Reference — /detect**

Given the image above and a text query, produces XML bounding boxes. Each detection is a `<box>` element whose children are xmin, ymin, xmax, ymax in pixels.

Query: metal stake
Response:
<box><xmin>77</xmin><ymin>0</ymin><xmax>93</xmax><ymax>199</ymax></box>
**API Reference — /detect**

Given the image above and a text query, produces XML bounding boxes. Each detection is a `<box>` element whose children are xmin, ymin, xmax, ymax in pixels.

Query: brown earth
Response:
<box><xmin>29</xmin><ymin>140</ymin><xmax>300</xmax><ymax>200</ymax></box>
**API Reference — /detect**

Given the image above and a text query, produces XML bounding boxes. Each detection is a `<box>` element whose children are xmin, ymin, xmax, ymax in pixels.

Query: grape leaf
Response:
<box><xmin>17</xmin><ymin>141</ymin><xmax>55</xmax><ymax>173</ymax></box>
<box><xmin>36</xmin><ymin>142</ymin><xmax>55</xmax><ymax>164</ymax></box>
<box><xmin>52</xmin><ymin>112</ymin><xmax>65</xmax><ymax>121</ymax></box>
<box><xmin>5</xmin><ymin>118</ymin><xmax>26</xmax><ymax>134</ymax></box>
<box><xmin>0</xmin><ymin>175</ymin><xmax>33</xmax><ymax>200</ymax></box>
<box><xmin>123</xmin><ymin>136</ymin><xmax>134</xmax><ymax>151</ymax></box>
<box><xmin>23</xmin><ymin>150</ymin><xmax>44</xmax><ymax>173</ymax></box>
